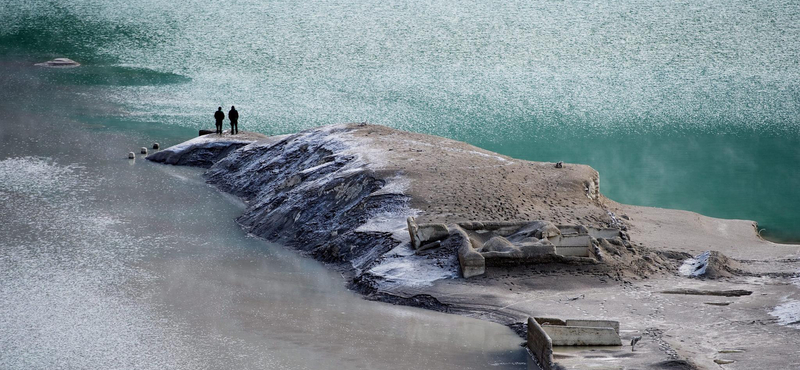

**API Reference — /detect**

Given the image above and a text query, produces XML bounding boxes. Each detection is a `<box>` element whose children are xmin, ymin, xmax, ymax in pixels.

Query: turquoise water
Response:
<box><xmin>2</xmin><ymin>0</ymin><xmax>799</xmax><ymax>241</ymax></box>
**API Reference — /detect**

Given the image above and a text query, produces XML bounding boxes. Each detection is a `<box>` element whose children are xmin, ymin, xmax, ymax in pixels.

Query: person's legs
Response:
<box><xmin>230</xmin><ymin>122</ymin><xmax>235</xmax><ymax>134</ymax></box>
<box><xmin>234</xmin><ymin>122</ymin><xmax>238</xmax><ymax>134</ymax></box>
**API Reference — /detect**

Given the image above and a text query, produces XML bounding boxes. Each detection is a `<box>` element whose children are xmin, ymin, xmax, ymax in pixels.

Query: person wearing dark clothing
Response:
<box><xmin>214</xmin><ymin>107</ymin><xmax>225</xmax><ymax>134</ymax></box>
<box><xmin>228</xmin><ymin>106</ymin><xmax>239</xmax><ymax>135</ymax></box>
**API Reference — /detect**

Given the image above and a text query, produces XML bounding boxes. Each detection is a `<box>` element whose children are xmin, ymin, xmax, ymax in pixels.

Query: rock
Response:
<box><xmin>199</xmin><ymin>129</ymin><xmax>215</xmax><ymax>136</ymax></box>
<box><xmin>34</xmin><ymin>58</ymin><xmax>80</xmax><ymax>68</ymax></box>
<box><xmin>152</xmin><ymin>143</ymin><xmax>160</xmax><ymax>149</ymax></box>
<box><xmin>555</xmin><ymin>161</ymin><xmax>563</xmax><ymax>168</ymax></box>
<box><xmin>128</xmin><ymin>152</ymin><xmax>135</xmax><ymax>159</ymax></box>
<box><xmin>140</xmin><ymin>147</ymin><xmax>148</xmax><ymax>155</ymax></box>
<box><xmin>631</xmin><ymin>335</ymin><xmax>642</xmax><ymax>351</ymax></box>
<box><xmin>714</xmin><ymin>359</ymin><xmax>735</xmax><ymax>365</ymax></box>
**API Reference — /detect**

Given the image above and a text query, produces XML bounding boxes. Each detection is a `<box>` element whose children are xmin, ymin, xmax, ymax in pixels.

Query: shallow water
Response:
<box><xmin>0</xmin><ymin>66</ymin><xmax>528</xmax><ymax>369</ymax></box>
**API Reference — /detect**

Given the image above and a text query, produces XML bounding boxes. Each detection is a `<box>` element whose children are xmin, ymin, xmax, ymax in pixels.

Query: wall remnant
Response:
<box><xmin>527</xmin><ymin>317</ymin><xmax>555</xmax><ymax>370</ymax></box>
<box><xmin>407</xmin><ymin>217</ymin><xmax>620</xmax><ymax>277</ymax></box>
<box><xmin>527</xmin><ymin>317</ymin><xmax>623</xmax><ymax>369</ymax></box>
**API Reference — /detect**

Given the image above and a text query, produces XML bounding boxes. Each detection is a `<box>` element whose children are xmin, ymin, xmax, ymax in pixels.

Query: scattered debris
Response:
<box><xmin>714</xmin><ymin>359</ymin><xmax>735</xmax><ymax>364</ymax></box>
<box><xmin>704</xmin><ymin>302</ymin><xmax>732</xmax><ymax>306</ymax></box>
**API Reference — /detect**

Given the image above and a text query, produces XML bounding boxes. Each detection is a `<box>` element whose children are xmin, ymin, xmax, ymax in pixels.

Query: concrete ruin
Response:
<box><xmin>527</xmin><ymin>317</ymin><xmax>622</xmax><ymax>370</ymax></box>
<box><xmin>407</xmin><ymin>217</ymin><xmax>621</xmax><ymax>278</ymax></box>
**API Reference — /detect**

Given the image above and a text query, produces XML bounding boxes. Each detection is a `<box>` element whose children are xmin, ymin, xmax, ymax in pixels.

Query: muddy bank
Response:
<box><xmin>149</xmin><ymin>124</ymin><xmax>800</xmax><ymax>369</ymax></box>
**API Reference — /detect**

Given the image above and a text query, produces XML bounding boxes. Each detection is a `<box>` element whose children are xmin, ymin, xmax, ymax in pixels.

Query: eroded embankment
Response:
<box><xmin>205</xmin><ymin>127</ymin><xmax>413</xmax><ymax>271</ymax></box>
<box><xmin>148</xmin><ymin>126</ymin><xmax>416</xmax><ymax>278</ymax></box>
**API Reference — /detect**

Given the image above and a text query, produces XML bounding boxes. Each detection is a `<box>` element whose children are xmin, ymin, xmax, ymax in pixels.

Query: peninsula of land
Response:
<box><xmin>147</xmin><ymin>124</ymin><xmax>800</xmax><ymax>370</ymax></box>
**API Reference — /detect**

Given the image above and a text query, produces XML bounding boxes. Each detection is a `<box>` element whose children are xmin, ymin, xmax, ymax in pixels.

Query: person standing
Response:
<box><xmin>214</xmin><ymin>107</ymin><xmax>225</xmax><ymax>134</ymax></box>
<box><xmin>228</xmin><ymin>106</ymin><xmax>239</xmax><ymax>134</ymax></box>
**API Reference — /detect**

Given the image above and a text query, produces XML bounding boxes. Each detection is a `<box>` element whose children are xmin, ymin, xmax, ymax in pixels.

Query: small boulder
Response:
<box><xmin>555</xmin><ymin>161</ymin><xmax>563</xmax><ymax>168</ymax></box>
<box><xmin>35</xmin><ymin>58</ymin><xmax>80</xmax><ymax>68</ymax></box>
<box><xmin>128</xmin><ymin>152</ymin><xmax>135</xmax><ymax>159</ymax></box>
<box><xmin>140</xmin><ymin>147</ymin><xmax>148</xmax><ymax>154</ymax></box>
<box><xmin>152</xmin><ymin>143</ymin><xmax>160</xmax><ymax>150</ymax></box>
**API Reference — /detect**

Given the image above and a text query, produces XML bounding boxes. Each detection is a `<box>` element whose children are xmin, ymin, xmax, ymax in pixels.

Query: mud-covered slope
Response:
<box><xmin>204</xmin><ymin>126</ymin><xmax>412</xmax><ymax>270</ymax></box>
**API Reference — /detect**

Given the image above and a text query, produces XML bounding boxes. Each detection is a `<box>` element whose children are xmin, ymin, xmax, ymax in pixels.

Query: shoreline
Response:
<box><xmin>148</xmin><ymin>124</ymin><xmax>800</xmax><ymax>369</ymax></box>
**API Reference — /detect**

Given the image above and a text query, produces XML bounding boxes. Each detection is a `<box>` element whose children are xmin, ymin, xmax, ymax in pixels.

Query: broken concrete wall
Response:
<box><xmin>409</xmin><ymin>217</ymin><xmax>617</xmax><ymax>277</ymax></box>
<box><xmin>454</xmin><ymin>225</ymin><xmax>485</xmax><ymax>278</ymax></box>
<box><xmin>527</xmin><ymin>317</ymin><xmax>555</xmax><ymax>370</ymax></box>
<box><xmin>542</xmin><ymin>326</ymin><xmax>621</xmax><ymax>346</ymax></box>
<box><xmin>565</xmin><ymin>319</ymin><xmax>620</xmax><ymax>334</ymax></box>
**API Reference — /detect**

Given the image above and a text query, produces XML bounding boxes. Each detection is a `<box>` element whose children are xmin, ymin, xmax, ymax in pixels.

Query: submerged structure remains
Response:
<box><xmin>527</xmin><ymin>317</ymin><xmax>622</xmax><ymax>370</ymax></box>
<box><xmin>407</xmin><ymin>217</ymin><xmax>622</xmax><ymax>277</ymax></box>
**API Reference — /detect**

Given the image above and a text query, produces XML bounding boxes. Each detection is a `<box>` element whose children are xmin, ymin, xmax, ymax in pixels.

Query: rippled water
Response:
<box><xmin>3</xmin><ymin>0</ymin><xmax>798</xmax><ymax>240</ymax></box>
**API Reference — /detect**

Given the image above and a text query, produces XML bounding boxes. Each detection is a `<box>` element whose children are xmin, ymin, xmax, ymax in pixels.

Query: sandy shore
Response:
<box><xmin>149</xmin><ymin>124</ymin><xmax>800</xmax><ymax>370</ymax></box>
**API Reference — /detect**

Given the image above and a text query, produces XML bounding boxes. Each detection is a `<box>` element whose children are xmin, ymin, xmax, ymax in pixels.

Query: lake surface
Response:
<box><xmin>2</xmin><ymin>0</ymin><xmax>797</xmax><ymax>241</ymax></box>
<box><xmin>1</xmin><ymin>0</ymin><xmax>799</xmax><ymax>367</ymax></box>
<box><xmin>0</xmin><ymin>64</ymin><xmax>528</xmax><ymax>369</ymax></box>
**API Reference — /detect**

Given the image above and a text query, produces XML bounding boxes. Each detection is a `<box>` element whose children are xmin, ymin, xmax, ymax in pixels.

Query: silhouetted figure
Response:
<box><xmin>229</xmin><ymin>106</ymin><xmax>239</xmax><ymax>134</ymax></box>
<box><xmin>214</xmin><ymin>107</ymin><xmax>225</xmax><ymax>134</ymax></box>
